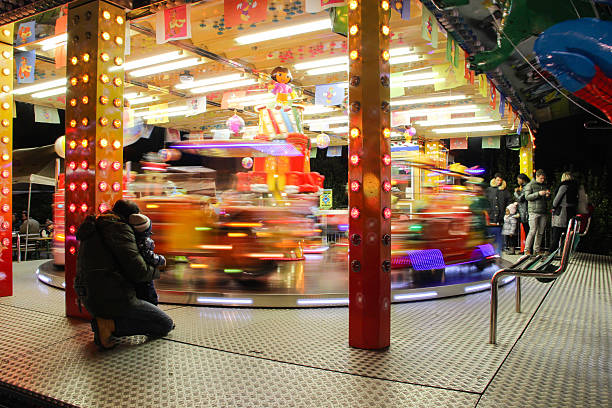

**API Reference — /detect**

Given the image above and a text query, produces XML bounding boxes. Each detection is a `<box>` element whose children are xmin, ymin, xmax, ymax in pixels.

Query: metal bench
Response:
<box><xmin>489</xmin><ymin>218</ymin><xmax>579</xmax><ymax>344</ymax></box>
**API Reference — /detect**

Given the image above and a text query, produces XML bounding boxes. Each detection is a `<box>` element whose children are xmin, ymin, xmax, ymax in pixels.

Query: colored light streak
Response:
<box><xmin>196</xmin><ymin>297</ymin><xmax>253</xmax><ymax>305</ymax></box>
<box><xmin>190</xmin><ymin>264</ymin><xmax>208</xmax><ymax>269</ymax></box>
<box><xmin>297</xmin><ymin>298</ymin><xmax>349</xmax><ymax>306</ymax></box>
<box><xmin>464</xmin><ymin>283</ymin><xmax>491</xmax><ymax>293</ymax></box>
<box><xmin>393</xmin><ymin>292</ymin><xmax>438</xmax><ymax>301</ymax></box>
<box><xmin>198</xmin><ymin>244</ymin><xmax>233</xmax><ymax>250</ymax></box>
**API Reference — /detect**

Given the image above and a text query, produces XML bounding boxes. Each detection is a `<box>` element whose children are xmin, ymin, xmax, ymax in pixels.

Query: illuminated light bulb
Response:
<box><xmin>116</xmin><ymin>16</ymin><xmax>124</xmax><ymax>25</ymax></box>
<box><xmin>1</xmin><ymin>187</ymin><xmax>9</xmax><ymax>195</ymax></box>
<box><xmin>1</xmin><ymin>170</ymin><xmax>8</xmax><ymax>178</ymax></box>
<box><xmin>69</xmin><ymin>140</ymin><xmax>77</xmax><ymax>149</ymax></box>
<box><xmin>112</xmin><ymin>140</ymin><xmax>121</xmax><ymax>149</ymax></box>
<box><xmin>82</xmin><ymin>96</ymin><xmax>89</xmax><ymax>104</ymax></box>
<box><xmin>1</xmin><ymin>68</ymin><xmax>9</xmax><ymax>76</ymax></box>
<box><xmin>350</xmin><ymin>50</ymin><xmax>359</xmax><ymax>60</ymax></box>
<box><xmin>81</xmin><ymin>182</ymin><xmax>88</xmax><ymax>191</ymax></box>
<box><xmin>68</xmin><ymin>161</ymin><xmax>76</xmax><ymax>170</ymax></box>
<box><xmin>1</xmin><ymin>119</ymin><xmax>9</xmax><ymax>127</ymax></box>
<box><xmin>350</xmin><ymin>181</ymin><xmax>360</xmax><ymax>192</ymax></box>
<box><xmin>383</xmin><ymin>128</ymin><xmax>390</xmax><ymax>138</ymax></box>
<box><xmin>113</xmin><ymin>77</ymin><xmax>122</xmax><ymax>86</ymax></box>
<box><xmin>100</xmin><ymin>52</ymin><xmax>110</xmax><ymax>62</ymax></box>
<box><xmin>71</xmin><ymin>56</ymin><xmax>78</xmax><ymax>65</ymax></box>
<box><xmin>100</xmin><ymin>96</ymin><xmax>109</xmax><ymax>105</ymax></box>
<box><xmin>81</xmin><ymin>139</ymin><xmax>88</xmax><ymax>148</ymax></box>
<box><xmin>68</xmin><ymin>182</ymin><xmax>76</xmax><ymax>191</ymax></box>
<box><xmin>99</xmin><ymin>138</ymin><xmax>108</xmax><ymax>148</ymax></box>
<box><xmin>2</xmin><ymin>153</ymin><xmax>9</xmax><ymax>161</ymax></box>
<box><xmin>112</xmin><ymin>119</ymin><xmax>121</xmax><ymax>128</ymax></box>
<box><xmin>69</xmin><ymin>246</ymin><xmax>76</xmax><ymax>255</ymax></box>
<box><xmin>1</xmin><ymin>203</ymin><xmax>9</xmax><ymax>212</ymax></box>
<box><xmin>80</xmin><ymin>203</ymin><xmax>88</xmax><ymax>213</ymax></box>
<box><xmin>382</xmin><ymin>50</ymin><xmax>390</xmax><ymax>61</ymax></box>
<box><xmin>81</xmin><ymin>117</ymin><xmax>89</xmax><ymax>126</ymax></box>
<box><xmin>350</xmin><ymin>154</ymin><xmax>360</xmax><ymax>165</ymax></box>
<box><xmin>82</xmin><ymin>74</ymin><xmax>89</xmax><ymax>83</ymax></box>
<box><xmin>70</xmin><ymin>77</ymin><xmax>78</xmax><ymax>86</ymax></box>
<box><xmin>383</xmin><ymin>207</ymin><xmax>392</xmax><ymax>219</ymax></box>
<box><xmin>70</xmin><ymin>98</ymin><xmax>77</xmax><ymax>107</ymax></box>
<box><xmin>98</xmin><ymin>160</ymin><xmax>108</xmax><ymax>169</ymax></box>
<box><xmin>2</xmin><ymin>238</ymin><xmax>9</xmax><ymax>247</ymax></box>
<box><xmin>349</xmin><ymin>25</ymin><xmax>359</xmax><ymax>35</ymax></box>
<box><xmin>1</xmin><ymin>102</ymin><xmax>9</xmax><ymax>109</ymax></box>
<box><xmin>80</xmin><ymin>160</ymin><xmax>88</xmax><ymax>169</ymax></box>
<box><xmin>381</xmin><ymin>0</ymin><xmax>389</xmax><ymax>10</ymax></box>
<box><xmin>69</xmin><ymin>119</ymin><xmax>77</xmax><ymax>128</ymax></box>
<box><xmin>99</xmin><ymin>117</ymin><xmax>109</xmax><ymax>126</ymax></box>
<box><xmin>82</xmin><ymin>53</ymin><xmax>90</xmax><ymax>62</ymax></box>
<box><xmin>382</xmin><ymin>154</ymin><xmax>391</xmax><ymax>166</ymax></box>
<box><xmin>100</xmin><ymin>74</ymin><xmax>109</xmax><ymax>83</ymax></box>
<box><xmin>114</xmin><ymin>57</ymin><xmax>123</xmax><ymax>66</ymax></box>
<box><xmin>1</xmin><ymin>85</ymin><xmax>10</xmax><ymax>93</ymax></box>
<box><xmin>0</xmin><ymin>137</ymin><xmax>7</xmax><ymax>144</ymax></box>
<box><xmin>113</xmin><ymin>98</ymin><xmax>122</xmax><ymax>107</ymax></box>
<box><xmin>2</xmin><ymin>51</ymin><xmax>10</xmax><ymax>59</ymax></box>
<box><xmin>112</xmin><ymin>161</ymin><xmax>121</xmax><ymax>171</ymax></box>
<box><xmin>99</xmin><ymin>181</ymin><xmax>108</xmax><ymax>191</ymax></box>
<box><xmin>383</xmin><ymin>181</ymin><xmax>392</xmax><ymax>192</ymax></box>
<box><xmin>101</xmin><ymin>32</ymin><xmax>110</xmax><ymax>41</ymax></box>
<box><xmin>99</xmin><ymin>203</ymin><xmax>109</xmax><ymax>213</ymax></box>
<box><xmin>115</xmin><ymin>36</ymin><xmax>123</xmax><ymax>45</ymax></box>
<box><xmin>349</xmin><ymin>0</ymin><xmax>358</xmax><ymax>10</ymax></box>
<box><xmin>112</xmin><ymin>182</ymin><xmax>121</xmax><ymax>192</ymax></box>
<box><xmin>350</xmin><ymin>207</ymin><xmax>360</xmax><ymax>219</ymax></box>
<box><xmin>2</xmin><ymin>29</ymin><xmax>9</xmax><ymax>36</ymax></box>
<box><xmin>350</xmin><ymin>128</ymin><xmax>361</xmax><ymax>138</ymax></box>
<box><xmin>2</xmin><ymin>221</ymin><xmax>9</xmax><ymax>229</ymax></box>
<box><xmin>102</xmin><ymin>10</ymin><xmax>111</xmax><ymax>20</ymax></box>
<box><xmin>69</xmin><ymin>225</ymin><xmax>76</xmax><ymax>234</ymax></box>
<box><xmin>381</xmin><ymin>25</ymin><xmax>390</xmax><ymax>36</ymax></box>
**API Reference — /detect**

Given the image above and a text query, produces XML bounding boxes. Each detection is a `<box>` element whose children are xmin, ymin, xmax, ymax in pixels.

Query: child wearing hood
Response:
<box><xmin>502</xmin><ymin>201</ymin><xmax>520</xmax><ymax>254</ymax></box>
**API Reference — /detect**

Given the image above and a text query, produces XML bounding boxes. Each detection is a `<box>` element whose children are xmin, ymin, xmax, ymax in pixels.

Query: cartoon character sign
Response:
<box><xmin>16</xmin><ymin>50</ymin><xmax>35</xmax><ymax>84</ymax></box>
<box><xmin>225</xmin><ymin>0</ymin><xmax>268</xmax><ymax>28</ymax></box>
<box><xmin>16</xmin><ymin>21</ymin><xmax>35</xmax><ymax>46</ymax></box>
<box><xmin>270</xmin><ymin>66</ymin><xmax>296</xmax><ymax>107</ymax></box>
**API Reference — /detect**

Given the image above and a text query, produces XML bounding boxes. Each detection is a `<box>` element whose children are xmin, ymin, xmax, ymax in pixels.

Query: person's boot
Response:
<box><xmin>92</xmin><ymin>317</ymin><xmax>116</xmax><ymax>350</ymax></box>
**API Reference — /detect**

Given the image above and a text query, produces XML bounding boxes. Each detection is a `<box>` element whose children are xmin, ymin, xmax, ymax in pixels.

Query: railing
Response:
<box><xmin>489</xmin><ymin>218</ymin><xmax>579</xmax><ymax>344</ymax></box>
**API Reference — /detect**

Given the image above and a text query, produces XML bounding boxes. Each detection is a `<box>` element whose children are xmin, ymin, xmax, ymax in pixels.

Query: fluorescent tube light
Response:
<box><xmin>304</xmin><ymin>115</ymin><xmax>348</xmax><ymax>126</ymax></box>
<box><xmin>127</xmin><ymin>96</ymin><xmax>158</xmax><ymax>105</ymax></box>
<box><xmin>416</xmin><ymin>117</ymin><xmax>494</xmax><ymax>127</ymax></box>
<box><xmin>41</xmin><ymin>41</ymin><xmax>67</xmax><ymax>51</ymax></box>
<box><xmin>390</xmin><ymin>54</ymin><xmax>421</xmax><ymax>65</ymax></box>
<box><xmin>111</xmin><ymin>51</ymin><xmax>184</xmax><ymax>72</ymax></box>
<box><xmin>31</xmin><ymin>87</ymin><xmax>66</xmax><ymax>98</ymax></box>
<box><xmin>135</xmin><ymin>105</ymin><xmax>188</xmax><ymax>118</ymax></box>
<box><xmin>391</xmin><ymin>94</ymin><xmax>467</xmax><ymax>106</ymax></box>
<box><xmin>306</xmin><ymin>64</ymin><xmax>348</xmax><ymax>76</ymax></box>
<box><xmin>144</xmin><ymin>110</ymin><xmax>197</xmax><ymax>120</ymax></box>
<box><xmin>403</xmin><ymin>104</ymin><xmax>480</xmax><ymax>116</ymax></box>
<box><xmin>123</xmin><ymin>92</ymin><xmax>141</xmax><ymax>99</ymax></box>
<box><xmin>390</xmin><ymin>47</ymin><xmax>414</xmax><ymax>56</ymax></box>
<box><xmin>303</xmin><ymin>105</ymin><xmax>336</xmax><ymax>115</ymax></box>
<box><xmin>235</xmin><ymin>19</ymin><xmax>332</xmax><ymax>45</ymax></box>
<box><xmin>294</xmin><ymin>56</ymin><xmax>347</xmax><ymax>70</ymax></box>
<box><xmin>432</xmin><ymin>124</ymin><xmax>504</xmax><ymax>134</ymax></box>
<box><xmin>13</xmin><ymin>78</ymin><xmax>66</xmax><ymax>95</ymax></box>
<box><xmin>175</xmin><ymin>73</ymin><xmax>244</xmax><ymax>90</ymax></box>
<box><xmin>190</xmin><ymin>78</ymin><xmax>256</xmax><ymax>94</ymax></box>
<box><xmin>38</xmin><ymin>33</ymin><xmax>67</xmax><ymax>50</ymax></box>
<box><xmin>328</xmin><ymin>126</ymin><xmax>348</xmax><ymax>133</ymax></box>
<box><xmin>403</xmin><ymin>78</ymin><xmax>445</xmax><ymax>87</ymax></box>
<box><xmin>130</xmin><ymin>58</ymin><xmax>206</xmax><ymax>77</ymax></box>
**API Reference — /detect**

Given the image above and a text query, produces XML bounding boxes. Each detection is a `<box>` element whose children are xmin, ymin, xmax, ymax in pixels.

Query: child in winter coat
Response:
<box><xmin>128</xmin><ymin>213</ymin><xmax>166</xmax><ymax>305</ymax></box>
<box><xmin>502</xmin><ymin>202</ymin><xmax>520</xmax><ymax>254</ymax></box>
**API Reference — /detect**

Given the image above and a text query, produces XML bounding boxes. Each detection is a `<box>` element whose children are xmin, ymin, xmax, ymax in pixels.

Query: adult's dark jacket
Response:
<box><xmin>524</xmin><ymin>179</ymin><xmax>549</xmax><ymax>214</ymax></box>
<box><xmin>74</xmin><ymin>213</ymin><xmax>160</xmax><ymax>318</ymax></box>
<box><xmin>486</xmin><ymin>179</ymin><xmax>512</xmax><ymax>225</ymax></box>
<box><xmin>514</xmin><ymin>187</ymin><xmax>529</xmax><ymax>224</ymax></box>
<box><xmin>551</xmin><ymin>180</ymin><xmax>578</xmax><ymax>228</ymax></box>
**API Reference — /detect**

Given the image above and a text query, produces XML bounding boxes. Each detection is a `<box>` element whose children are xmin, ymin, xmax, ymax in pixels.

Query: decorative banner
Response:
<box><xmin>165</xmin><ymin>128</ymin><xmax>181</xmax><ymax>143</ymax></box>
<box><xmin>330</xmin><ymin>5</ymin><xmax>348</xmax><ymax>37</ymax></box>
<box><xmin>156</xmin><ymin>5</ymin><xmax>191</xmax><ymax>44</ymax></box>
<box><xmin>319</xmin><ymin>189</ymin><xmax>333</xmax><ymax>210</ymax></box>
<box><xmin>16</xmin><ymin>21</ymin><xmax>35</xmax><ymax>46</ymax></box>
<box><xmin>34</xmin><ymin>105</ymin><xmax>60</xmax><ymax>123</ymax></box>
<box><xmin>450</xmin><ymin>137</ymin><xmax>468</xmax><ymax>150</ymax></box>
<box><xmin>16</xmin><ymin>50</ymin><xmax>36</xmax><ymax>84</ymax></box>
<box><xmin>391</xmin><ymin>0</ymin><xmax>411</xmax><ymax>20</ymax></box>
<box><xmin>482</xmin><ymin>136</ymin><xmax>500</xmax><ymax>149</ymax></box>
<box><xmin>499</xmin><ymin>94</ymin><xmax>506</xmax><ymax>118</ymax></box>
<box><xmin>464</xmin><ymin>51</ymin><xmax>475</xmax><ymax>84</ymax></box>
<box><xmin>478</xmin><ymin>74</ymin><xmax>488</xmax><ymax>97</ymax></box>
<box><xmin>315</xmin><ymin>82</ymin><xmax>345</xmax><ymax>106</ymax></box>
<box><xmin>306</xmin><ymin>0</ymin><xmax>346</xmax><ymax>13</ymax></box>
<box><xmin>446</xmin><ymin>34</ymin><xmax>460</xmax><ymax>68</ymax></box>
<box><xmin>489</xmin><ymin>81</ymin><xmax>497</xmax><ymax>109</ymax></box>
<box><xmin>221</xmin><ymin>90</ymin><xmax>246</xmax><ymax>109</ymax></box>
<box><xmin>390</xmin><ymin>72</ymin><xmax>405</xmax><ymax>98</ymax></box>
<box><xmin>327</xmin><ymin>145</ymin><xmax>342</xmax><ymax>157</ymax></box>
<box><xmin>224</xmin><ymin>0</ymin><xmax>269</xmax><ymax>28</ymax></box>
<box><xmin>421</xmin><ymin>7</ymin><xmax>438</xmax><ymax>48</ymax></box>
<box><xmin>432</xmin><ymin>62</ymin><xmax>465</xmax><ymax>91</ymax></box>
<box><xmin>517</xmin><ymin>119</ymin><xmax>523</xmax><ymax>135</ymax></box>
<box><xmin>54</xmin><ymin>9</ymin><xmax>67</xmax><ymax>69</ymax></box>
<box><xmin>186</xmin><ymin>96</ymin><xmax>207</xmax><ymax>116</ymax></box>
<box><xmin>146</xmin><ymin>103</ymin><xmax>169</xmax><ymax>124</ymax></box>
<box><xmin>391</xmin><ymin>110</ymin><xmax>411</xmax><ymax>127</ymax></box>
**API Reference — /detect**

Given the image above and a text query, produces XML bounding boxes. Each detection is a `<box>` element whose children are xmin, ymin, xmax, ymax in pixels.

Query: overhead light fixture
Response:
<box><xmin>129</xmin><ymin>58</ymin><xmax>206</xmax><ymax>77</ymax></box>
<box><xmin>402</xmin><ymin>78</ymin><xmax>445</xmax><ymax>87</ymax></box>
<box><xmin>13</xmin><ymin>78</ymin><xmax>66</xmax><ymax>95</ymax></box>
<box><xmin>31</xmin><ymin>87</ymin><xmax>66</xmax><ymax>98</ymax></box>
<box><xmin>389</xmin><ymin>47</ymin><xmax>414</xmax><ymax>56</ymax></box>
<box><xmin>416</xmin><ymin>117</ymin><xmax>494</xmax><ymax>127</ymax></box>
<box><xmin>144</xmin><ymin>110</ymin><xmax>194</xmax><ymax>120</ymax></box>
<box><xmin>190</xmin><ymin>78</ymin><xmax>256</xmax><ymax>94</ymax></box>
<box><xmin>135</xmin><ymin>105</ymin><xmax>188</xmax><ymax>118</ymax></box>
<box><xmin>127</xmin><ymin>96</ymin><xmax>158</xmax><ymax>105</ymax></box>
<box><xmin>123</xmin><ymin>92</ymin><xmax>141</xmax><ymax>99</ymax></box>
<box><xmin>390</xmin><ymin>54</ymin><xmax>421</xmax><ymax>65</ymax></box>
<box><xmin>432</xmin><ymin>124</ymin><xmax>503</xmax><ymax>134</ymax></box>
<box><xmin>38</xmin><ymin>33</ymin><xmax>67</xmax><ymax>51</ymax></box>
<box><xmin>304</xmin><ymin>115</ymin><xmax>348</xmax><ymax>126</ymax></box>
<box><xmin>303</xmin><ymin>105</ymin><xmax>336</xmax><ymax>115</ymax></box>
<box><xmin>42</xmin><ymin>41</ymin><xmax>67</xmax><ymax>51</ymax></box>
<box><xmin>175</xmin><ymin>73</ymin><xmax>243</xmax><ymax>90</ymax></box>
<box><xmin>111</xmin><ymin>51</ymin><xmax>184</xmax><ymax>72</ymax></box>
<box><xmin>328</xmin><ymin>126</ymin><xmax>349</xmax><ymax>133</ymax></box>
<box><xmin>306</xmin><ymin>64</ymin><xmax>348</xmax><ymax>76</ymax></box>
<box><xmin>233</xmin><ymin>92</ymin><xmax>275</xmax><ymax>106</ymax></box>
<box><xmin>399</xmin><ymin>104</ymin><xmax>480</xmax><ymax>116</ymax></box>
<box><xmin>391</xmin><ymin>94</ymin><xmax>467</xmax><ymax>106</ymax></box>
<box><xmin>294</xmin><ymin>56</ymin><xmax>347</xmax><ymax>70</ymax></box>
<box><xmin>235</xmin><ymin>19</ymin><xmax>332</xmax><ymax>45</ymax></box>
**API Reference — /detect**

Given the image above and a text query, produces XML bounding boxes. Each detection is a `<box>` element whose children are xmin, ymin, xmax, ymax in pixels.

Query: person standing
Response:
<box><xmin>486</xmin><ymin>173</ymin><xmax>512</xmax><ymax>253</ymax></box>
<box><xmin>514</xmin><ymin>173</ymin><xmax>531</xmax><ymax>242</ymax></box>
<box><xmin>550</xmin><ymin>172</ymin><xmax>578</xmax><ymax>252</ymax></box>
<box><xmin>524</xmin><ymin>169</ymin><xmax>551</xmax><ymax>255</ymax></box>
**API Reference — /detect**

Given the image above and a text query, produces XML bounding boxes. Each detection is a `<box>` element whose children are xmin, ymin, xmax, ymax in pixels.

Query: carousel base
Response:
<box><xmin>36</xmin><ymin>248</ymin><xmax>515</xmax><ymax>308</ymax></box>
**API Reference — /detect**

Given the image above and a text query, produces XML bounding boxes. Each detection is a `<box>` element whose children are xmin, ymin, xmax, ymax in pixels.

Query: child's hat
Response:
<box><xmin>128</xmin><ymin>213</ymin><xmax>151</xmax><ymax>233</ymax></box>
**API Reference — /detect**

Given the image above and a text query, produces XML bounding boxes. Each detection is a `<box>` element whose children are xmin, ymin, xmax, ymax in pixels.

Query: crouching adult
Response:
<box><xmin>74</xmin><ymin>200</ymin><xmax>174</xmax><ymax>350</ymax></box>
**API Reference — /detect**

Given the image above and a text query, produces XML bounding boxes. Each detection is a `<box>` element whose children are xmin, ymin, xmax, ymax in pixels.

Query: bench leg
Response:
<box><xmin>490</xmin><ymin>280</ymin><xmax>499</xmax><ymax>344</ymax></box>
<box><xmin>515</xmin><ymin>276</ymin><xmax>521</xmax><ymax>313</ymax></box>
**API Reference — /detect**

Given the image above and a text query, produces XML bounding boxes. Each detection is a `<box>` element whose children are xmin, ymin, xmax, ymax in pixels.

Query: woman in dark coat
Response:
<box><xmin>550</xmin><ymin>172</ymin><xmax>578</xmax><ymax>252</ymax></box>
<box><xmin>74</xmin><ymin>200</ymin><xmax>174</xmax><ymax>349</ymax></box>
<box><xmin>514</xmin><ymin>173</ymin><xmax>531</xmax><ymax>242</ymax></box>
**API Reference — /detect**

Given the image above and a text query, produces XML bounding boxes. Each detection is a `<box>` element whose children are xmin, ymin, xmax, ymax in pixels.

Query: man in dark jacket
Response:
<box><xmin>75</xmin><ymin>200</ymin><xmax>174</xmax><ymax>349</ymax></box>
<box><xmin>523</xmin><ymin>169</ymin><xmax>551</xmax><ymax>255</ymax></box>
<box><xmin>486</xmin><ymin>173</ymin><xmax>512</xmax><ymax>253</ymax></box>
<box><xmin>514</xmin><ymin>173</ymin><xmax>531</xmax><ymax>240</ymax></box>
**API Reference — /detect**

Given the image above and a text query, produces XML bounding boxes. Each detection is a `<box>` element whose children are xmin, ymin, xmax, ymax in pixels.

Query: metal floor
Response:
<box><xmin>0</xmin><ymin>253</ymin><xmax>609</xmax><ymax>407</ymax></box>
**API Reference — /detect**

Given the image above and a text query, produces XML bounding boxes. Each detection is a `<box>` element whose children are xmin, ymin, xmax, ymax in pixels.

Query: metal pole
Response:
<box><xmin>515</xmin><ymin>276</ymin><xmax>521</xmax><ymax>313</ymax></box>
<box><xmin>24</xmin><ymin>180</ymin><xmax>32</xmax><ymax>261</ymax></box>
<box><xmin>490</xmin><ymin>275</ymin><xmax>500</xmax><ymax>344</ymax></box>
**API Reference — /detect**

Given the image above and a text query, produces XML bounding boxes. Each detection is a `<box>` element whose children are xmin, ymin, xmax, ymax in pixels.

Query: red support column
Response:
<box><xmin>348</xmin><ymin>0</ymin><xmax>392</xmax><ymax>349</ymax></box>
<box><xmin>64</xmin><ymin>0</ymin><xmax>125</xmax><ymax>317</ymax></box>
<box><xmin>0</xmin><ymin>25</ymin><xmax>13</xmax><ymax>298</ymax></box>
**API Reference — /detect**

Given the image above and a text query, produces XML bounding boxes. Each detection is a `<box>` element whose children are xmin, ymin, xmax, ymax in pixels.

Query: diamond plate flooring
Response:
<box><xmin>0</xmin><ymin>254</ymin><xmax>609</xmax><ymax>407</ymax></box>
